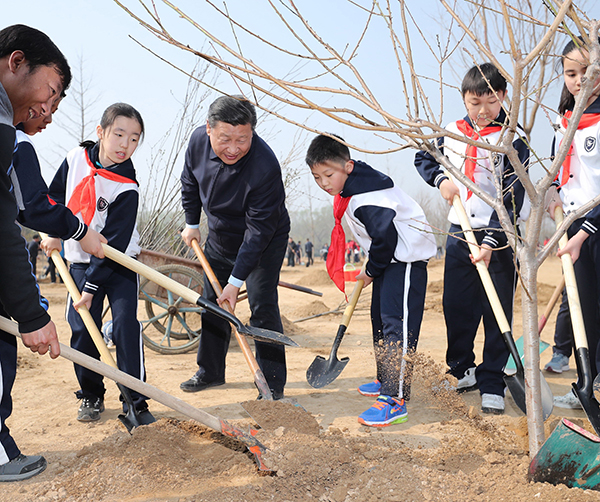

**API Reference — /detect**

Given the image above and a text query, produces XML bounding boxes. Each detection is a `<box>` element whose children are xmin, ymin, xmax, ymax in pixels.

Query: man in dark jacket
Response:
<box><xmin>0</xmin><ymin>24</ymin><xmax>70</xmax><ymax>482</ymax></box>
<box><xmin>179</xmin><ymin>96</ymin><xmax>290</xmax><ymax>399</ymax></box>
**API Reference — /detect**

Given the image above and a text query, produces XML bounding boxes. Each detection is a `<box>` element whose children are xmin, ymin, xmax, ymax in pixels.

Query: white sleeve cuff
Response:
<box><xmin>228</xmin><ymin>275</ymin><xmax>244</xmax><ymax>288</ymax></box>
<box><xmin>186</xmin><ymin>223</ymin><xmax>200</xmax><ymax>229</ymax></box>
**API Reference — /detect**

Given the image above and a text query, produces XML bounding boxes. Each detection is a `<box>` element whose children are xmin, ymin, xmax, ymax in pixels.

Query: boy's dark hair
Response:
<box><xmin>461</xmin><ymin>62</ymin><xmax>507</xmax><ymax>97</ymax></box>
<box><xmin>0</xmin><ymin>24</ymin><xmax>71</xmax><ymax>91</ymax></box>
<box><xmin>207</xmin><ymin>95</ymin><xmax>257</xmax><ymax>130</ymax></box>
<box><xmin>80</xmin><ymin>102</ymin><xmax>145</xmax><ymax>149</ymax></box>
<box><xmin>305</xmin><ymin>134</ymin><xmax>350</xmax><ymax>167</ymax></box>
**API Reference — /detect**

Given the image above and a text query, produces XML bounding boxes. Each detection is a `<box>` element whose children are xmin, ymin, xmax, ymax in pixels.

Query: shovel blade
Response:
<box><xmin>504</xmin><ymin>370</ymin><xmax>554</xmax><ymax>420</ymax></box>
<box><xmin>238</xmin><ymin>325</ymin><xmax>300</xmax><ymax>347</ymax></box>
<box><xmin>118</xmin><ymin>408</ymin><xmax>156</xmax><ymax>433</ymax></box>
<box><xmin>529</xmin><ymin>418</ymin><xmax>600</xmax><ymax>490</ymax></box>
<box><xmin>306</xmin><ymin>355</ymin><xmax>350</xmax><ymax>388</ymax></box>
<box><xmin>574</xmin><ymin>383</ymin><xmax>600</xmax><ymax>437</ymax></box>
<box><xmin>116</xmin><ymin>383</ymin><xmax>156</xmax><ymax>433</ymax></box>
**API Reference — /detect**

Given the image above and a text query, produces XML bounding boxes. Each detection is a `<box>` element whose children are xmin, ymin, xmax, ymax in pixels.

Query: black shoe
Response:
<box><xmin>77</xmin><ymin>396</ymin><xmax>105</xmax><ymax>422</ymax></box>
<box><xmin>180</xmin><ymin>375</ymin><xmax>225</xmax><ymax>393</ymax></box>
<box><xmin>0</xmin><ymin>454</ymin><xmax>47</xmax><ymax>482</ymax></box>
<box><xmin>257</xmin><ymin>389</ymin><xmax>285</xmax><ymax>401</ymax></box>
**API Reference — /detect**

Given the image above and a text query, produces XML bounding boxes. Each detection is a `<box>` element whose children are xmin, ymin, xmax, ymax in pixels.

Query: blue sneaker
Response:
<box><xmin>358</xmin><ymin>395</ymin><xmax>407</xmax><ymax>427</ymax></box>
<box><xmin>358</xmin><ymin>379</ymin><xmax>381</xmax><ymax>397</ymax></box>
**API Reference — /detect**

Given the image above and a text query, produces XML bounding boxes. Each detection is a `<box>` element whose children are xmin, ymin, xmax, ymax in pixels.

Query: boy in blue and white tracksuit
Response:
<box><xmin>48</xmin><ymin>136</ymin><xmax>149</xmax><ymax>420</ymax></box>
<box><xmin>307</xmin><ymin>134</ymin><xmax>436</xmax><ymax>427</ymax></box>
<box><xmin>414</xmin><ymin>63</ymin><xmax>529</xmax><ymax>414</ymax></box>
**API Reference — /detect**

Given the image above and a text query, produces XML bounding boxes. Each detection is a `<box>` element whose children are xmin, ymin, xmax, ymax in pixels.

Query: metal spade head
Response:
<box><xmin>529</xmin><ymin>418</ymin><xmax>600</xmax><ymax>490</ymax></box>
<box><xmin>306</xmin><ymin>353</ymin><xmax>350</xmax><ymax>388</ymax></box>
<box><xmin>306</xmin><ymin>325</ymin><xmax>350</xmax><ymax>388</ymax></box>
<box><xmin>575</xmin><ymin>383</ymin><xmax>600</xmax><ymax>437</ymax></box>
<box><xmin>237</xmin><ymin>324</ymin><xmax>300</xmax><ymax>347</ymax></box>
<box><xmin>116</xmin><ymin>383</ymin><xmax>156</xmax><ymax>433</ymax></box>
<box><xmin>195</xmin><ymin>295</ymin><xmax>299</xmax><ymax>347</ymax></box>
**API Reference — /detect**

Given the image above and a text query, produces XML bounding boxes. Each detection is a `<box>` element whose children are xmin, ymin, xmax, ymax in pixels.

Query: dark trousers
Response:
<box><xmin>552</xmin><ymin>289</ymin><xmax>573</xmax><ymax>358</ymax></box>
<box><xmin>306</xmin><ymin>251</ymin><xmax>313</xmax><ymax>267</ymax></box>
<box><xmin>569</xmin><ymin>220</ymin><xmax>600</xmax><ymax>378</ymax></box>
<box><xmin>372</xmin><ymin>261</ymin><xmax>428</xmax><ymax>400</ymax></box>
<box><xmin>45</xmin><ymin>258</ymin><xmax>57</xmax><ymax>283</ymax></box>
<box><xmin>195</xmin><ymin>232</ymin><xmax>288</xmax><ymax>394</ymax></box>
<box><xmin>0</xmin><ymin>304</ymin><xmax>19</xmax><ymax>463</ymax></box>
<box><xmin>443</xmin><ymin>224</ymin><xmax>516</xmax><ymax>397</ymax></box>
<box><xmin>68</xmin><ymin>262</ymin><xmax>148</xmax><ymax>410</ymax></box>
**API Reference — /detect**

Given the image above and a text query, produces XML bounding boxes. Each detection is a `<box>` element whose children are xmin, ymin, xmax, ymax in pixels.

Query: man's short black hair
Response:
<box><xmin>0</xmin><ymin>24</ymin><xmax>71</xmax><ymax>91</ymax></box>
<box><xmin>461</xmin><ymin>62</ymin><xmax>506</xmax><ymax>97</ymax></box>
<box><xmin>207</xmin><ymin>95</ymin><xmax>257</xmax><ymax>129</ymax></box>
<box><xmin>305</xmin><ymin>134</ymin><xmax>350</xmax><ymax>168</ymax></box>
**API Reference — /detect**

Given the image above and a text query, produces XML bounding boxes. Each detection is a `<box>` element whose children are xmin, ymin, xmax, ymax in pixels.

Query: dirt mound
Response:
<box><xmin>514</xmin><ymin>282</ymin><xmax>559</xmax><ymax>312</ymax></box>
<box><xmin>294</xmin><ymin>269</ymin><xmax>333</xmax><ymax>287</ymax></box>
<box><xmin>293</xmin><ymin>300</ymin><xmax>331</xmax><ymax>319</ymax></box>
<box><xmin>241</xmin><ymin>400</ymin><xmax>320</xmax><ymax>435</ymax></box>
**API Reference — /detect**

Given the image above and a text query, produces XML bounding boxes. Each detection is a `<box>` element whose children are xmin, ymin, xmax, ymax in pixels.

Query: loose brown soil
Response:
<box><xmin>3</xmin><ymin>257</ymin><xmax>599</xmax><ymax>501</ymax></box>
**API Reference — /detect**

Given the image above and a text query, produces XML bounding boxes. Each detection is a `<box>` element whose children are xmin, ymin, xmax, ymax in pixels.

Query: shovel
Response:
<box><xmin>306</xmin><ymin>276</ymin><xmax>364</xmax><ymax>388</ymax></box>
<box><xmin>529</xmin><ymin>418</ymin><xmax>600</xmax><ymax>490</ymax></box>
<box><xmin>555</xmin><ymin>208</ymin><xmax>600</xmax><ymax>434</ymax></box>
<box><xmin>452</xmin><ymin>195</ymin><xmax>553</xmax><ymax>419</ymax></box>
<box><xmin>190</xmin><ymin>239</ymin><xmax>273</xmax><ymax>400</ymax></box>
<box><xmin>101</xmin><ymin>243</ymin><xmax>298</xmax><ymax>348</ymax></box>
<box><xmin>0</xmin><ymin>316</ymin><xmax>272</xmax><ymax>472</ymax></box>
<box><xmin>46</xmin><ymin>245</ymin><xmax>155</xmax><ymax>432</ymax></box>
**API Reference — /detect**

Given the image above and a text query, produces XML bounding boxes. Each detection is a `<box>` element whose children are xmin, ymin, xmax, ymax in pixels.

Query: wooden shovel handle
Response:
<box><xmin>538</xmin><ymin>276</ymin><xmax>565</xmax><ymax>335</ymax></box>
<box><xmin>341</xmin><ymin>277</ymin><xmax>365</xmax><ymax>328</ymax></box>
<box><xmin>451</xmin><ymin>195</ymin><xmax>511</xmax><ymax>333</ymax></box>
<box><xmin>190</xmin><ymin>239</ymin><xmax>273</xmax><ymax>400</ymax></box>
<box><xmin>43</xmin><ymin>237</ymin><xmax>117</xmax><ymax>369</ymax></box>
<box><xmin>554</xmin><ymin>208</ymin><xmax>588</xmax><ymax>349</ymax></box>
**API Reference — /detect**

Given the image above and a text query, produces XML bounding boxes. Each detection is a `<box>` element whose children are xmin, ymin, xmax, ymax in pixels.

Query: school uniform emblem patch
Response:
<box><xmin>585</xmin><ymin>136</ymin><xmax>596</xmax><ymax>152</ymax></box>
<box><xmin>97</xmin><ymin>197</ymin><xmax>109</xmax><ymax>212</ymax></box>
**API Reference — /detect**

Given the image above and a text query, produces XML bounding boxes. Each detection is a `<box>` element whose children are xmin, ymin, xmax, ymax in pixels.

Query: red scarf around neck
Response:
<box><xmin>455</xmin><ymin>120</ymin><xmax>502</xmax><ymax>199</ymax></box>
<box><xmin>67</xmin><ymin>150</ymin><xmax>136</xmax><ymax>225</ymax></box>
<box><xmin>326</xmin><ymin>194</ymin><xmax>352</xmax><ymax>295</ymax></box>
<box><xmin>557</xmin><ymin>110</ymin><xmax>600</xmax><ymax>187</ymax></box>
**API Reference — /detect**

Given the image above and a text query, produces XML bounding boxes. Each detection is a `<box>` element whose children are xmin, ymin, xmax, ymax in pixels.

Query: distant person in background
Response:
<box><xmin>287</xmin><ymin>237</ymin><xmax>296</xmax><ymax>266</ymax></box>
<box><xmin>26</xmin><ymin>234</ymin><xmax>41</xmax><ymax>276</ymax></box>
<box><xmin>304</xmin><ymin>238</ymin><xmax>314</xmax><ymax>267</ymax></box>
<box><xmin>321</xmin><ymin>244</ymin><xmax>329</xmax><ymax>261</ymax></box>
<box><xmin>296</xmin><ymin>240</ymin><xmax>302</xmax><ymax>265</ymax></box>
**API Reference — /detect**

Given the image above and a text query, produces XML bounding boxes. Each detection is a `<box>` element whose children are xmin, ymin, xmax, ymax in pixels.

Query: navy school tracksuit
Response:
<box><xmin>340</xmin><ymin>161</ymin><xmax>436</xmax><ymax>400</ymax></box>
<box><xmin>414</xmin><ymin>108</ymin><xmax>530</xmax><ymax>397</ymax></box>
<box><xmin>553</xmin><ymin>96</ymin><xmax>600</xmax><ymax>378</ymax></box>
<box><xmin>49</xmin><ymin>143</ymin><xmax>149</xmax><ymax>411</ymax></box>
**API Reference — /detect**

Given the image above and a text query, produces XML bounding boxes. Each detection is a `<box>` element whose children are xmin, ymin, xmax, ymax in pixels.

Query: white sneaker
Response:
<box><xmin>554</xmin><ymin>390</ymin><xmax>582</xmax><ymax>409</ymax></box>
<box><xmin>481</xmin><ymin>393</ymin><xmax>505</xmax><ymax>414</ymax></box>
<box><xmin>456</xmin><ymin>367</ymin><xmax>477</xmax><ymax>393</ymax></box>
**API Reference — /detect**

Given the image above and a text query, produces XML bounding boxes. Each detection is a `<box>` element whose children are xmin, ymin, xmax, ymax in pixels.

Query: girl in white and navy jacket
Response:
<box><xmin>48</xmin><ymin>103</ymin><xmax>151</xmax><ymax>423</ymax></box>
<box><xmin>547</xmin><ymin>38</ymin><xmax>600</xmax><ymax>408</ymax></box>
<box><xmin>307</xmin><ymin>134</ymin><xmax>436</xmax><ymax>427</ymax></box>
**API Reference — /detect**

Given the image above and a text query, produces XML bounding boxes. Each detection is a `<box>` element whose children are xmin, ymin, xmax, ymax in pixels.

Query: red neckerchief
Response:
<box><xmin>327</xmin><ymin>194</ymin><xmax>352</xmax><ymax>295</ymax></box>
<box><xmin>557</xmin><ymin>111</ymin><xmax>600</xmax><ymax>187</ymax></box>
<box><xmin>455</xmin><ymin>120</ymin><xmax>502</xmax><ymax>199</ymax></box>
<box><xmin>67</xmin><ymin>150</ymin><xmax>136</xmax><ymax>225</ymax></box>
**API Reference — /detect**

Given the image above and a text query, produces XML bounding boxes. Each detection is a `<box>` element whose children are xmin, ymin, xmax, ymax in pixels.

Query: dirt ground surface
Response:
<box><xmin>3</xmin><ymin>256</ymin><xmax>600</xmax><ymax>501</ymax></box>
